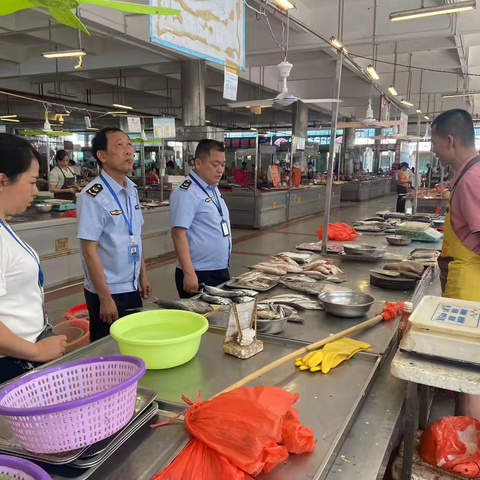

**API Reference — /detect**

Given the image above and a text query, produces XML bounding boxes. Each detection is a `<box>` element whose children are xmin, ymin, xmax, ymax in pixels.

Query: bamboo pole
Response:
<box><xmin>214</xmin><ymin>313</ymin><xmax>385</xmax><ymax>397</ymax></box>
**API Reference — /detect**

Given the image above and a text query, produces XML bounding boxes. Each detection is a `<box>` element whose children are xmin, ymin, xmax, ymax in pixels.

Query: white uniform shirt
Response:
<box><xmin>49</xmin><ymin>166</ymin><xmax>75</xmax><ymax>189</ymax></box>
<box><xmin>0</xmin><ymin>225</ymin><xmax>44</xmax><ymax>344</ymax></box>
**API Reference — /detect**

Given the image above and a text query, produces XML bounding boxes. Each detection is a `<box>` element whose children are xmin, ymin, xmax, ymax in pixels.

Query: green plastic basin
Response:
<box><xmin>110</xmin><ymin>310</ymin><xmax>209</xmax><ymax>370</ymax></box>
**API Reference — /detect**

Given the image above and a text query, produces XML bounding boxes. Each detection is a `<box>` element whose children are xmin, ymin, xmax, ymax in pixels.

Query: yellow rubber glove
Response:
<box><xmin>312</xmin><ymin>338</ymin><xmax>372</xmax><ymax>374</ymax></box>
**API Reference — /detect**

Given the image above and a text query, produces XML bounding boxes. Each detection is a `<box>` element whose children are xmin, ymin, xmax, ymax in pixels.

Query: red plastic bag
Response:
<box><xmin>316</xmin><ymin>223</ymin><xmax>358</xmax><ymax>241</ymax></box>
<box><xmin>152</xmin><ymin>386</ymin><xmax>316</xmax><ymax>480</ymax></box>
<box><xmin>420</xmin><ymin>416</ymin><xmax>480</xmax><ymax>478</ymax></box>
<box><xmin>152</xmin><ymin>438</ymin><xmax>253</xmax><ymax>480</ymax></box>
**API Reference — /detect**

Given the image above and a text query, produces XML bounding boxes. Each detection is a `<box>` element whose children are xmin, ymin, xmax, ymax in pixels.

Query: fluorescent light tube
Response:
<box><xmin>42</xmin><ymin>49</ymin><xmax>87</xmax><ymax>59</ymax></box>
<box><xmin>388</xmin><ymin>85</ymin><xmax>398</xmax><ymax>96</ymax></box>
<box><xmin>112</xmin><ymin>103</ymin><xmax>133</xmax><ymax>110</ymax></box>
<box><xmin>390</xmin><ymin>1</ymin><xmax>475</xmax><ymax>21</ymax></box>
<box><xmin>442</xmin><ymin>91</ymin><xmax>480</xmax><ymax>98</ymax></box>
<box><xmin>401</xmin><ymin>99</ymin><xmax>415</xmax><ymax>107</ymax></box>
<box><xmin>272</xmin><ymin>0</ymin><xmax>296</xmax><ymax>9</ymax></box>
<box><xmin>367</xmin><ymin>65</ymin><xmax>379</xmax><ymax>80</ymax></box>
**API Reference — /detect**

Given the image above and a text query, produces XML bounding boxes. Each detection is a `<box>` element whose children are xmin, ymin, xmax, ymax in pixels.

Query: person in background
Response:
<box><xmin>226</xmin><ymin>161</ymin><xmax>235</xmax><ymax>178</ymax></box>
<box><xmin>307</xmin><ymin>162</ymin><xmax>315</xmax><ymax>179</ymax></box>
<box><xmin>396</xmin><ymin>162</ymin><xmax>410</xmax><ymax>212</ymax></box>
<box><xmin>170</xmin><ymin>139</ymin><xmax>231</xmax><ymax>298</ymax></box>
<box><xmin>146</xmin><ymin>167</ymin><xmax>159</xmax><ymax>185</ymax></box>
<box><xmin>77</xmin><ymin>128</ymin><xmax>152</xmax><ymax>341</ymax></box>
<box><xmin>49</xmin><ymin>150</ymin><xmax>81</xmax><ymax>201</ymax></box>
<box><xmin>292</xmin><ymin>161</ymin><xmax>302</xmax><ymax>187</ymax></box>
<box><xmin>0</xmin><ymin>134</ymin><xmax>67</xmax><ymax>384</ymax></box>
<box><xmin>165</xmin><ymin>160</ymin><xmax>177</xmax><ymax>176</ymax></box>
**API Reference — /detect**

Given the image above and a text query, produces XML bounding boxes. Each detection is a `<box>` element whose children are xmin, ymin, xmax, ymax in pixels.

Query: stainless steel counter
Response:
<box><xmin>34</xmin><ymin>330</ymin><xmax>382</xmax><ymax>480</ymax></box>
<box><xmin>223</xmin><ymin>185</ymin><xmax>342</xmax><ymax>229</ymax></box>
<box><xmin>340</xmin><ymin>179</ymin><xmax>391</xmax><ymax>202</ymax></box>
<box><xmin>10</xmin><ymin>206</ymin><xmax>173</xmax><ymax>289</ymax></box>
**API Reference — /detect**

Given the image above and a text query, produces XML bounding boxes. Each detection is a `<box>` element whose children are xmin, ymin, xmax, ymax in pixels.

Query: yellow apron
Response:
<box><xmin>439</xmin><ymin>155</ymin><xmax>480</xmax><ymax>302</ymax></box>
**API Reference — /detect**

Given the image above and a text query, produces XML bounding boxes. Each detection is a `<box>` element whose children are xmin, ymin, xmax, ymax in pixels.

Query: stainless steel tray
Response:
<box><xmin>69</xmin><ymin>401</ymin><xmax>159</xmax><ymax>468</ymax></box>
<box><xmin>0</xmin><ymin>386</ymin><xmax>156</xmax><ymax>465</ymax></box>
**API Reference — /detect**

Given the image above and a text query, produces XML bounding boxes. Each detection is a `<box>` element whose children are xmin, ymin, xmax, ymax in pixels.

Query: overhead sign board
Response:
<box><xmin>150</xmin><ymin>0</ymin><xmax>245</xmax><ymax>69</ymax></box>
<box><xmin>153</xmin><ymin>117</ymin><xmax>176</xmax><ymax>139</ymax></box>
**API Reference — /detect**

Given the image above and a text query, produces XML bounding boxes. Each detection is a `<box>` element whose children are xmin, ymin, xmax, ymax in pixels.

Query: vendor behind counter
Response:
<box><xmin>49</xmin><ymin>150</ymin><xmax>81</xmax><ymax>201</ymax></box>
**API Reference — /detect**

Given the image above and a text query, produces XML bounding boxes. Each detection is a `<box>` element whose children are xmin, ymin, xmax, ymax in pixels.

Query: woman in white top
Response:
<box><xmin>49</xmin><ymin>150</ymin><xmax>81</xmax><ymax>201</ymax></box>
<box><xmin>0</xmin><ymin>134</ymin><xmax>67</xmax><ymax>384</ymax></box>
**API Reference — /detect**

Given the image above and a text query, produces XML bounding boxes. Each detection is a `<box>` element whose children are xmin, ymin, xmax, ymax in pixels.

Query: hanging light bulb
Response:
<box><xmin>43</xmin><ymin>111</ymin><xmax>52</xmax><ymax>131</ymax></box>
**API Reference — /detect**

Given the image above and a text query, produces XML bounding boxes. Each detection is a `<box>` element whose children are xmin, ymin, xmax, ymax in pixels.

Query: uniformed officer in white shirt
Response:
<box><xmin>77</xmin><ymin>128</ymin><xmax>152</xmax><ymax>341</ymax></box>
<box><xmin>170</xmin><ymin>139</ymin><xmax>231</xmax><ymax>298</ymax></box>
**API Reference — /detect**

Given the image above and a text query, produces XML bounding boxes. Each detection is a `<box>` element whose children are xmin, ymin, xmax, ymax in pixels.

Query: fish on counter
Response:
<box><xmin>280</xmin><ymin>280</ymin><xmax>352</xmax><ymax>296</ymax></box>
<box><xmin>155</xmin><ymin>299</ymin><xmax>214</xmax><ymax>314</ymax></box>
<box><xmin>296</xmin><ymin>242</ymin><xmax>345</xmax><ymax>254</ymax></box>
<box><xmin>257</xmin><ymin>303</ymin><xmax>305</xmax><ymax>324</ymax></box>
<box><xmin>260</xmin><ymin>294</ymin><xmax>322</xmax><ymax>311</ymax></box>
<box><xmin>302</xmin><ymin>259</ymin><xmax>344</xmax><ymax>277</ymax></box>
<box><xmin>201</xmin><ymin>294</ymin><xmax>233</xmax><ymax>305</ymax></box>
<box><xmin>232</xmin><ymin>296</ymin><xmax>256</xmax><ymax>303</ymax></box>
<box><xmin>230</xmin><ymin>270</ymin><xmax>281</xmax><ymax>290</ymax></box>
<box><xmin>353</xmin><ymin>225</ymin><xmax>385</xmax><ymax>232</ymax></box>
<box><xmin>284</xmin><ymin>274</ymin><xmax>317</xmax><ymax>283</ymax></box>
<box><xmin>248</xmin><ymin>263</ymin><xmax>288</xmax><ymax>276</ymax></box>
<box><xmin>277</xmin><ymin>251</ymin><xmax>314</xmax><ymax>263</ymax></box>
<box><xmin>200</xmin><ymin>284</ymin><xmax>258</xmax><ymax>298</ymax></box>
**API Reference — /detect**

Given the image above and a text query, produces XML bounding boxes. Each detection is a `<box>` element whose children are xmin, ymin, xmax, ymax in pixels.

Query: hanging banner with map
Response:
<box><xmin>150</xmin><ymin>0</ymin><xmax>245</xmax><ymax>69</ymax></box>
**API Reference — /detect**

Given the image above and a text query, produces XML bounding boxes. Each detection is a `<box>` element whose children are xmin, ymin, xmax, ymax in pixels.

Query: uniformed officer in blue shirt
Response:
<box><xmin>77</xmin><ymin>128</ymin><xmax>152</xmax><ymax>341</ymax></box>
<box><xmin>170</xmin><ymin>139</ymin><xmax>231</xmax><ymax>298</ymax></box>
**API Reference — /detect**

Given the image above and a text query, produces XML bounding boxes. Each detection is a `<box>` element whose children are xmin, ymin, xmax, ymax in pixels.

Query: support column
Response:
<box><xmin>181</xmin><ymin>60</ymin><xmax>206</xmax><ymax>171</ymax></box>
<box><xmin>181</xmin><ymin>60</ymin><xmax>206</xmax><ymax>126</ymax></box>
<box><xmin>343</xmin><ymin>123</ymin><xmax>356</xmax><ymax>176</ymax></box>
<box><xmin>292</xmin><ymin>100</ymin><xmax>308</xmax><ymax>138</ymax></box>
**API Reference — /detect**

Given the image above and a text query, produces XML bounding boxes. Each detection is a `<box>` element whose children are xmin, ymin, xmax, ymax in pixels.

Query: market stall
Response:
<box><xmin>340</xmin><ymin>178</ymin><xmax>391</xmax><ymax>202</ymax></box>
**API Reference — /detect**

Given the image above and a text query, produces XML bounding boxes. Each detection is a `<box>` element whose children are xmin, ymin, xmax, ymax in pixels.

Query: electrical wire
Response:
<box><xmin>350</xmin><ymin>52</ymin><xmax>480</xmax><ymax>78</ymax></box>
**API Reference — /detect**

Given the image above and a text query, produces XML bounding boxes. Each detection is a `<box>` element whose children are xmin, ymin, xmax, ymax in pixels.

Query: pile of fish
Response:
<box><xmin>257</xmin><ymin>303</ymin><xmax>304</xmax><ymax>324</ymax></box>
<box><xmin>303</xmin><ymin>259</ymin><xmax>344</xmax><ymax>276</ymax></box>
<box><xmin>279</xmin><ymin>278</ymin><xmax>352</xmax><ymax>296</ymax></box>
<box><xmin>249</xmin><ymin>255</ymin><xmax>302</xmax><ymax>275</ymax></box>
<box><xmin>155</xmin><ymin>299</ymin><xmax>214</xmax><ymax>315</ymax></box>
<box><xmin>296</xmin><ymin>241</ymin><xmax>344</xmax><ymax>254</ymax></box>
<box><xmin>199</xmin><ymin>284</ymin><xmax>258</xmax><ymax>305</ymax></box>
<box><xmin>260</xmin><ymin>294</ymin><xmax>322</xmax><ymax>311</ymax></box>
<box><xmin>231</xmin><ymin>270</ymin><xmax>282</xmax><ymax>290</ymax></box>
<box><xmin>409</xmin><ymin>249</ymin><xmax>440</xmax><ymax>266</ymax></box>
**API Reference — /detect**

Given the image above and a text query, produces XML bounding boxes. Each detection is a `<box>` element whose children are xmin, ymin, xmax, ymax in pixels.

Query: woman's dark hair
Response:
<box><xmin>0</xmin><ymin>133</ymin><xmax>41</xmax><ymax>181</ymax></box>
<box><xmin>55</xmin><ymin>150</ymin><xmax>69</xmax><ymax>163</ymax></box>
<box><xmin>166</xmin><ymin>160</ymin><xmax>175</xmax><ymax>168</ymax></box>
<box><xmin>91</xmin><ymin>127</ymin><xmax>125</xmax><ymax>167</ymax></box>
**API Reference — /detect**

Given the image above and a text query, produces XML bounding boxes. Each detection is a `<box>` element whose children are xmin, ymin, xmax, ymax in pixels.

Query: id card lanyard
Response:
<box><xmin>100</xmin><ymin>174</ymin><xmax>140</xmax><ymax>264</ymax></box>
<box><xmin>189</xmin><ymin>174</ymin><xmax>230</xmax><ymax>237</ymax></box>
<box><xmin>0</xmin><ymin>218</ymin><xmax>47</xmax><ymax>325</ymax></box>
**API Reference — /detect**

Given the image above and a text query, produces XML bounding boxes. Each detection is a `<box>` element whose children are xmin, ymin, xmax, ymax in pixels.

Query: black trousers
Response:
<box><xmin>175</xmin><ymin>268</ymin><xmax>230</xmax><ymax>299</ymax></box>
<box><xmin>396</xmin><ymin>185</ymin><xmax>408</xmax><ymax>213</ymax></box>
<box><xmin>84</xmin><ymin>289</ymin><xmax>143</xmax><ymax>342</ymax></box>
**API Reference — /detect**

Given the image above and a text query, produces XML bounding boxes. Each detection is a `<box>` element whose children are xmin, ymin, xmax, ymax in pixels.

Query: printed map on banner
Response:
<box><xmin>150</xmin><ymin>0</ymin><xmax>245</xmax><ymax>69</ymax></box>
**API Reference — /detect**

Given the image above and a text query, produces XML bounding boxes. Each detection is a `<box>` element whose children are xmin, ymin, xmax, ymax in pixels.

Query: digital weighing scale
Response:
<box><xmin>400</xmin><ymin>295</ymin><xmax>480</xmax><ymax>366</ymax></box>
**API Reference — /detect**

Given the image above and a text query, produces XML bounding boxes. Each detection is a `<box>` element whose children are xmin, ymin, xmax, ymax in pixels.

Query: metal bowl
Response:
<box><xmin>318</xmin><ymin>291</ymin><xmax>375</xmax><ymax>318</ymax></box>
<box><xmin>343</xmin><ymin>244</ymin><xmax>381</xmax><ymax>256</ymax></box>
<box><xmin>35</xmin><ymin>203</ymin><xmax>53</xmax><ymax>213</ymax></box>
<box><xmin>256</xmin><ymin>317</ymin><xmax>287</xmax><ymax>334</ymax></box>
<box><xmin>385</xmin><ymin>235</ymin><xmax>412</xmax><ymax>246</ymax></box>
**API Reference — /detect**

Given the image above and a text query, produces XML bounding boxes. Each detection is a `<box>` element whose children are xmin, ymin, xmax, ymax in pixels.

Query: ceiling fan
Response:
<box><xmin>227</xmin><ymin>62</ymin><xmax>343</xmax><ymax>111</ymax></box>
<box><xmin>337</xmin><ymin>99</ymin><xmax>404</xmax><ymax>129</ymax></box>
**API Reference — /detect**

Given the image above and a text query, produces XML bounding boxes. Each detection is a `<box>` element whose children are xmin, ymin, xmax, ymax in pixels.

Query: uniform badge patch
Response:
<box><xmin>180</xmin><ymin>179</ymin><xmax>192</xmax><ymax>190</ymax></box>
<box><xmin>135</xmin><ymin>204</ymin><xmax>140</xmax><ymax>210</ymax></box>
<box><xmin>87</xmin><ymin>184</ymin><xmax>103</xmax><ymax>197</ymax></box>
<box><xmin>110</xmin><ymin>210</ymin><xmax>123</xmax><ymax>216</ymax></box>
<box><xmin>205</xmin><ymin>197</ymin><xmax>212</xmax><ymax>203</ymax></box>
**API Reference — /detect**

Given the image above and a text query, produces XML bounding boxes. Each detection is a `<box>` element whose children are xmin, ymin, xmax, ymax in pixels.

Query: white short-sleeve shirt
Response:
<box><xmin>0</xmin><ymin>225</ymin><xmax>44</xmax><ymax>344</ymax></box>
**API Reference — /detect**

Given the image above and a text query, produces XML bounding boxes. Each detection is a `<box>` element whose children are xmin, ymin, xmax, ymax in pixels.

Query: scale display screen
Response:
<box><xmin>432</xmin><ymin>303</ymin><xmax>480</xmax><ymax>328</ymax></box>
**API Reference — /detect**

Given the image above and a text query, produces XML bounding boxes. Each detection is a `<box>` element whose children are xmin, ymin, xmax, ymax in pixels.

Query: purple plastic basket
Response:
<box><xmin>0</xmin><ymin>355</ymin><xmax>145</xmax><ymax>454</ymax></box>
<box><xmin>0</xmin><ymin>454</ymin><xmax>51</xmax><ymax>479</ymax></box>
